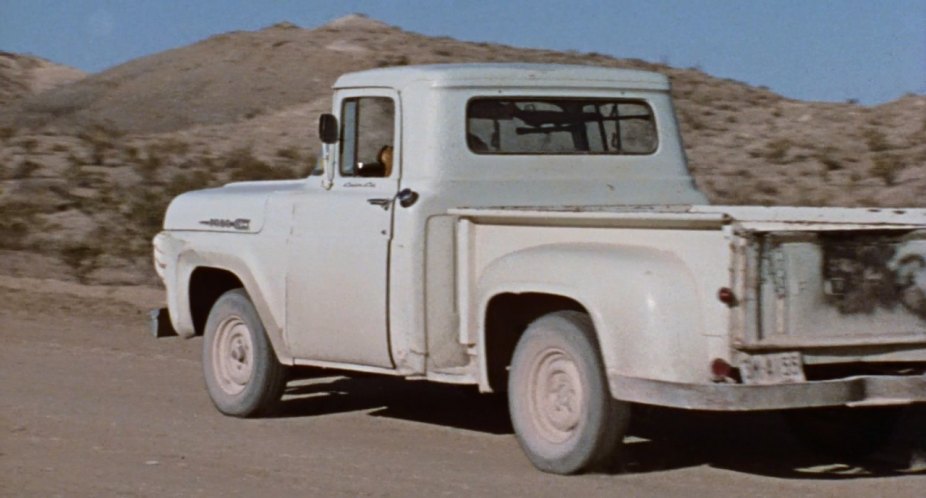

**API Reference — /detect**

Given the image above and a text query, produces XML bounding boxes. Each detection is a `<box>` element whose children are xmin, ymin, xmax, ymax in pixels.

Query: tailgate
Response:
<box><xmin>738</xmin><ymin>228</ymin><xmax>926</xmax><ymax>351</ymax></box>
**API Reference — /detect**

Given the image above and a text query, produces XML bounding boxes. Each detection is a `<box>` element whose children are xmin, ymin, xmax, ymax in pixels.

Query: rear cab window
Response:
<box><xmin>466</xmin><ymin>98</ymin><xmax>657</xmax><ymax>155</ymax></box>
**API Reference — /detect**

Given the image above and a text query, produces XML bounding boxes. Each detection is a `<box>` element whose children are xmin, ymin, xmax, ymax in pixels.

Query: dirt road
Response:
<box><xmin>1</xmin><ymin>277</ymin><xmax>924</xmax><ymax>497</ymax></box>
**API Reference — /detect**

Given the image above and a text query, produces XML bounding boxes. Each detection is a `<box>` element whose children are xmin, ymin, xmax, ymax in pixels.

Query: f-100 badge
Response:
<box><xmin>199</xmin><ymin>218</ymin><xmax>251</xmax><ymax>231</ymax></box>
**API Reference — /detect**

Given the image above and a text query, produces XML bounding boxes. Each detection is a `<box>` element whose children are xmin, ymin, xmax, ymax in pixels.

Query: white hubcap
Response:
<box><xmin>528</xmin><ymin>348</ymin><xmax>584</xmax><ymax>443</ymax></box>
<box><xmin>212</xmin><ymin>316</ymin><xmax>254</xmax><ymax>395</ymax></box>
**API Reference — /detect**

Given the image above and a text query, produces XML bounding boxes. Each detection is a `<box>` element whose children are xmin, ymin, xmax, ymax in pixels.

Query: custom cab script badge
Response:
<box><xmin>199</xmin><ymin>218</ymin><xmax>251</xmax><ymax>231</ymax></box>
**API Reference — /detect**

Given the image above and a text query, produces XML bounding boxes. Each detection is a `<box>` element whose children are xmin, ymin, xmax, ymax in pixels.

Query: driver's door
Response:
<box><xmin>285</xmin><ymin>91</ymin><xmax>399</xmax><ymax>367</ymax></box>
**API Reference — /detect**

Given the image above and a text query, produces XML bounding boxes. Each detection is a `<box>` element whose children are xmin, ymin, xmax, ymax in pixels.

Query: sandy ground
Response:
<box><xmin>1</xmin><ymin>277</ymin><xmax>924</xmax><ymax>497</ymax></box>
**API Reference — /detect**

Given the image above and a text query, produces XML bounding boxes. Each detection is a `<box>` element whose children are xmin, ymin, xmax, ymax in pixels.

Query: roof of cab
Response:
<box><xmin>333</xmin><ymin>63</ymin><xmax>670</xmax><ymax>91</ymax></box>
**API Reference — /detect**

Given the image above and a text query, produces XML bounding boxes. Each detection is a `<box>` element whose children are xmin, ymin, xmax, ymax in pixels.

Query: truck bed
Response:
<box><xmin>452</xmin><ymin>204</ymin><xmax>926</xmax><ymax>364</ymax></box>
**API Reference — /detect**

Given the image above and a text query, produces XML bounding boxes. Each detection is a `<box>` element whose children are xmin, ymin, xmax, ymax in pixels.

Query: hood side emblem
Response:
<box><xmin>199</xmin><ymin>218</ymin><xmax>251</xmax><ymax>231</ymax></box>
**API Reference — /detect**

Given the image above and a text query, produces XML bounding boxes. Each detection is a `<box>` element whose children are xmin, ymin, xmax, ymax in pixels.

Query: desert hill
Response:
<box><xmin>0</xmin><ymin>14</ymin><xmax>924</xmax><ymax>285</ymax></box>
<box><xmin>0</xmin><ymin>52</ymin><xmax>86</xmax><ymax>106</ymax></box>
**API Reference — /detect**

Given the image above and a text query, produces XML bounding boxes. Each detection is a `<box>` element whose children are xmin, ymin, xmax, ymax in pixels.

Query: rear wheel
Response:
<box><xmin>785</xmin><ymin>406</ymin><xmax>900</xmax><ymax>459</ymax></box>
<box><xmin>508</xmin><ymin>311</ymin><xmax>630</xmax><ymax>474</ymax></box>
<box><xmin>203</xmin><ymin>289</ymin><xmax>288</xmax><ymax>417</ymax></box>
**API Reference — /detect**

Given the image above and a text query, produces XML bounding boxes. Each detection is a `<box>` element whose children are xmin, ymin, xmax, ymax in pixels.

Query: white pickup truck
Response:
<box><xmin>152</xmin><ymin>63</ymin><xmax>926</xmax><ymax>474</ymax></box>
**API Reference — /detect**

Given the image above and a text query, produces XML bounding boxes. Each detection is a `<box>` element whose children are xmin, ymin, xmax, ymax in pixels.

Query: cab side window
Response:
<box><xmin>340</xmin><ymin>97</ymin><xmax>395</xmax><ymax>178</ymax></box>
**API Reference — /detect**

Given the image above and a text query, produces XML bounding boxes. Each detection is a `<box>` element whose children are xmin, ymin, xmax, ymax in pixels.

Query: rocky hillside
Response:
<box><xmin>0</xmin><ymin>52</ymin><xmax>86</xmax><ymax>105</ymax></box>
<box><xmin>0</xmin><ymin>14</ymin><xmax>924</xmax><ymax>285</ymax></box>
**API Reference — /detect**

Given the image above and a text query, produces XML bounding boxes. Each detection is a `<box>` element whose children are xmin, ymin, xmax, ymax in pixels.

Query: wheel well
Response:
<box><xmin>483</xmin><ymin>292</ymin><xmax>586</xmax><ymax>392</ymax></box>
<box><xmin>189</xmin><ymin>267</ymin><xmax>244</xmax><ymax>336</ymax></box>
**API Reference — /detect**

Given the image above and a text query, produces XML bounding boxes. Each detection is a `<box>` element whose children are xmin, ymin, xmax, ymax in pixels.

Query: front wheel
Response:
<box><xmin>203</xmin><ymin>288</ymin><xmax>288</xmax><ymax>417</ymax></box>
<box><xmin>508</xmin><ymin>311</ymin><xmax>630</xmax><ymax>474</ymax></box>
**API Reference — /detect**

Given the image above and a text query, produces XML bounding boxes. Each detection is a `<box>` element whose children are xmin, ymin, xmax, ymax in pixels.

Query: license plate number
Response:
<box><xmin>740</xmin><ymin>352</ymin><xmax>805</xmax><ymax>385</ymax></box>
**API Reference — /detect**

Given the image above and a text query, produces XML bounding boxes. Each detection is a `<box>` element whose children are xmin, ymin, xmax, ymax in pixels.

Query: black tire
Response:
<box><xmin>508</xmin><ymin>311</ymin><xmax>630</xmax><ymax>474</ymax></box>
<box><xmin>202</xmin><ymin>288</ymin><xmax>288</xmax><ymax>417</ymax></box>
<box><xmin>785</xmin><ymin>406</ymin><xmax>900</xmax><ymax>459</ymax></box>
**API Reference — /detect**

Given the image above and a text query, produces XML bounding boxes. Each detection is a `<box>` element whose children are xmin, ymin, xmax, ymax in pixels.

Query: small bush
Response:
<box><xmin>863</xmin><ymin>128</ymin><xmax>890</xmax><ymax>152</ymax></box>
<box><xmin>18</xmin><ymin>138</ymin><xmax>39</xmax><ymax>154</ymax></box>
<box><xmin>125</xmin><ymin>189</ymin><xmax>171</xmax><ymax>246</ymax></box>
<box><xmin>0</xmin><ymin>201</ymin><xmax>41</xmax><ymax>249</ymax></box>
<box><xmin>678</xmin><ymin>109</ymin><xmax>706</xmax><ymax>131</ymax></box>
<box><xmin>816</xmin><ymin>146</ymin><xmax>842</xmax><ymax>171</ymax></box>
<box><xmin>65</xmin><ymin>154</ymin><xmax>85</xmax><ymax>181</ymax></box>
<box><xmin>276</xmin><ymin>146</ymin><xmax>301</xmax><ymax>161</ymax></box>
<box><xmin>123</xmin><ymin>145</ymin><xmax>140</xmax><ymax>162</ymax></box>
<box><xmin>90</xmin><ymin>143</ymin><xmax>108</xmax><ymax>165</ymax></box>
<box><xmin>755</xmin><ymin>180</ymin><xmax>780</xmax><ymax>196</ymax></box>
<box><xmin>225</xmin><ymin>147</ymin><xmax>295</xmax><ymax>182</ymax></box>
<box><xmin>12</xmin><ymin>160</ymin><xmax>41</xmax><ymax>179</ymax></box>
<box><xmin>135</xmin><ymin>146</ymin><xmax>165</xmax><ymax>182</ymax></box>
<box><xmin>0</xmin><ymin>220</ymin><xmax>30</xmax><ymax>249</ymax></box>
<box><xmin>871</xmin><ymin>153</ymin><xmax>904</xmax><ymax>185</ymax></box>
<box><xmin>77</xmin><ymin>126</ymin><xmax>118</xmax><ymax>158</ymax></box>
<box><xmin>376</xmin><ymin>55</ymin><xmax>410</xmax><ymax>67</ymax></box>
<box><xmin>153</xmin><ymin>138</ymin><xmax>191</xmax><ymax>156</ymax></box>
<box><xmin>166</xmin><ymin>170</ymin><xmax>217</xmax><ymax>197</ymax></box>
<box><xmin>60</xmin><ymin>242</ymin><xmax>102</xmax><ymax>283</ymax></box>
<box><xmin>764</xmin><ymin>138</ymin><xmax>792</xmax><ymax>164</ymax></box>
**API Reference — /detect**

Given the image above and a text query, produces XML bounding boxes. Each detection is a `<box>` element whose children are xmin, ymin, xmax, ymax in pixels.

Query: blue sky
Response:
<box><xmin>1</xmin><ymin>0</ymin><xmax>923</xmax><ymax>104</ymax></box>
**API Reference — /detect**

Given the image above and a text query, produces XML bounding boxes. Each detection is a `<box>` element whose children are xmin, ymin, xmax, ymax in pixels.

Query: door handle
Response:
<box><xmin>367</xmin><ymin>198</ymin><xmax>392</xmax><ymax>210</ymax></box>
<box><xmin>397</xmin><ymin>188</ymin><xmax>419</xmax><ymax>208</ymax></box>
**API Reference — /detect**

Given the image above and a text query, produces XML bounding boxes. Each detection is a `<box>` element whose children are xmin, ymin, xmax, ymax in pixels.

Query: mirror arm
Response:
<box><xmin>321</xmin><ymin>143</ymin><xmax>334</xmax><ymax>190</ymax></box>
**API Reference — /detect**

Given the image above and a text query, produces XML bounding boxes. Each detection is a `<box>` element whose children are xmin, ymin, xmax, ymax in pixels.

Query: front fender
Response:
<box><xmin>476</xmin><ymin>243</ymin><xmax>710</xmax><ymax>386</ymax></box>
<box><xmin>162</xmin><ymin>232</ymin><xmax>291</xmax><ymax>364</ymax></box>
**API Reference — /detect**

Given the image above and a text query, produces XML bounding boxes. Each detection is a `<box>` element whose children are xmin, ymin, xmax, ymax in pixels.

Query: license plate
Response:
<box><xmin>740</xmin><ymin>352</ymin><xmax>805</xmax><ymax>385</ymax></box>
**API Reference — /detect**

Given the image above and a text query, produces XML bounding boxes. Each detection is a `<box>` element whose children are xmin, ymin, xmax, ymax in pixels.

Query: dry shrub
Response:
<box><xmin>226</xmin><ymin>147</ymin><xmax>296</xmax><ymax>181</ymax></box>
<box><xmin>816</xmin><ymin>146</ymin><xmax>842</xmax><ymax>171</ymax></box>
<box><xmin>755</xmin><ymin>180</ymin><xmax>780</xmax><ymax>196</ymax></box>
<box><xmin>166</xmin><ymin>170</ymin><xmax>217</xmax><ymax>197</ymax></box>
<box><xmin>77</xmin><ymin>124</ymin><xmax>122</xmax><ymax>165</ymax></box>
<box><xmin>0</xmin><ymin>201</ymin><xmax>41</xmax><ymax>249</ymax></box>
<box><xmin>18</xmin><ymin>137</ymin><xmax>39</xmax><ymax>154</ymax></box>
<box><xmin>863</xmin><ymin>128</ymin><xmax>891</xmax><ymax>152</ymax></box>
<box><xmin>124</xmin><ymin>189</ymin><xmax>170</xmax><ymax>255</ymax></box>
<box><xmin>871</xmin><ymin>154</ymin><xmax>904</xmax><ymax>185</ymax></box>
<box><xmin>134</xmin><ymin>146</ymin><xmax>165</xmax><ymax>182</ymax></box>
<box><xmin>276</xmin><ymin>146</ymin><xmax>301</xmax><ymax>160</ymax></box>
<box><xmin>60</xmin><ymin>242</ymin><xmax>102</xmax><ymax>283</ymax></box>
<box><xmin>152</xmin><ymin>138</ymin><xmax>191</xmax><ymax>156</ymax></box>
<box><xmin>765</xmin><ymin>138</ymin><xmax>792</xmax><ymax>164</ymax></box>
<box><xmin>376</xmin><ymin>54</ymin><xmax>410</xmax><ymax>67</ymax></box>
<box><xmin>12</xmin><ymin>159</ymin><xmax>41</xmax><ymax>179</ymax></box>
<box><xmin>0</xmin><ymin>218</ymin><xmax>30</xmax><ymax>249</ymax></box>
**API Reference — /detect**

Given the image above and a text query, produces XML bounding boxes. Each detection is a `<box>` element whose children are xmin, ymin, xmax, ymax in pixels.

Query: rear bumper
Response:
<box><xmin>610</xmin><ymin>373</ymin><xmax>926</xmax><ymax>411</ymax></box>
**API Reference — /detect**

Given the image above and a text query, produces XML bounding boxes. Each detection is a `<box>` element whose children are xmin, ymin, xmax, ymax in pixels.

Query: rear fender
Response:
<box><xmin>476</xmin><ymin>243</ymin><xmax>709</xmax><ymax>389</ymax></box>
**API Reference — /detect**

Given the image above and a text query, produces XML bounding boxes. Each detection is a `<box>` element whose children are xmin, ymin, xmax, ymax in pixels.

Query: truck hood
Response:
<box><xmin>163</xmin><ymin>180</ymin><xmax>305</xmax><ymax>233</ymax></box>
